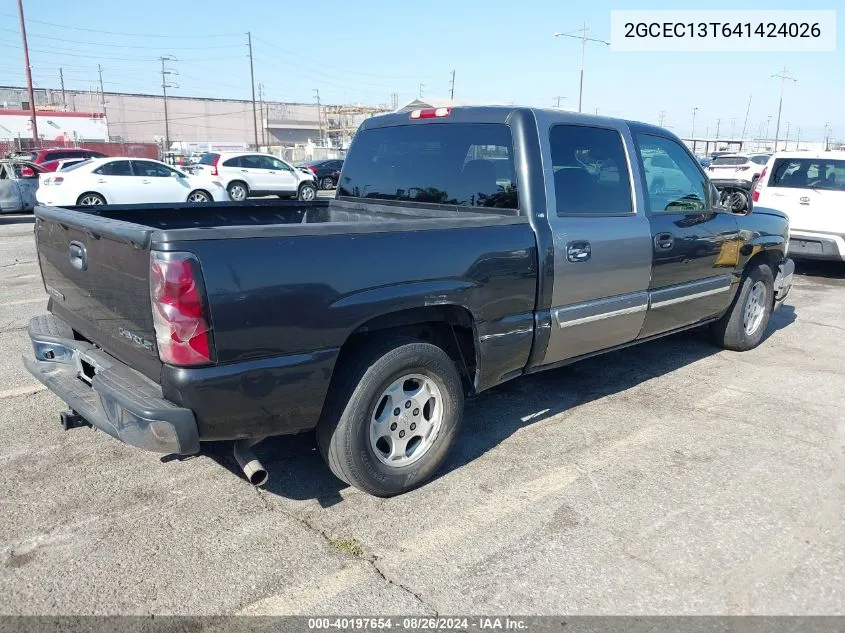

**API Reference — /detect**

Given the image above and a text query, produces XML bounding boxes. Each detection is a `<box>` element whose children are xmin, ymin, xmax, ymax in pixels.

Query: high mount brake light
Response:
<box><xmin>409</xmin><ymin>107</ymin><xmax>452</xmax><ymax>120</ymax></box>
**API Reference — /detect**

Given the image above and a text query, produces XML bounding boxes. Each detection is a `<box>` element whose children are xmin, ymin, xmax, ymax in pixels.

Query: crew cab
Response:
<box><xmin>24</xmin><ymin>107</ymin><xmax>794</xmax><ymax>496</ymax></box>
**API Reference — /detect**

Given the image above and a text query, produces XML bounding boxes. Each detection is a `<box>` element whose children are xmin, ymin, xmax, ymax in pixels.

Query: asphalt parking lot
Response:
<box><xmin>0</xmin><ymin>212</ymin><xmax>843</xmax><ymax>615</ymax></box>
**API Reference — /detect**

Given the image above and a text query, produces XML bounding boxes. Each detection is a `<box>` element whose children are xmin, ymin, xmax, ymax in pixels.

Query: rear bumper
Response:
<box><xmin>787</xmin><ymin>230</ymin><xmax>845</xmax><ymax>262</ymax></box>
<box><xmin>23</xmin><ymin>314</ymin><xmax>200</xmax><ymax>455</ymax></box>
<box><xmin>774</xmin><ymin>258</ymin><xmax>795</xmax><ymax>311</ymax></box>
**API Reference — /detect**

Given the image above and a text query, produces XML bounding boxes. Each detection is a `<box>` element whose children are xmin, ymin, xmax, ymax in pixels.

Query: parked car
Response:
<box><xmin>192</xmin><ymin>151</ymin><xmax>317</xmax><ymax>201</ymax></box>
<box><xmin>299</xmin><ymin>158</ymin><xmax>344</xmax><ymax>189</ymax></box>
<box><xmin>36</xmin><ymin>157</ymin><xmax>228</xmax><ymax>206</ymax></box>
<box><xmin>25</xmin><ymin>106</ymin><xmax>793</xmax><ymax>496</ymax></box>
<box><xmin>698</xmin><ymin>156</ymin><xmax>712</xmax><ymax>168</ymax></box>
<box><xmin>14</xmin><ymin>148</ymin><xmax>107</xmax><ymax>172</ymax></box>
<box><xmin>0</xmin><ymin>159</ymin><xmax>43</xmax><ymax>213</ymax></box>
<box><xmin>753</xmin><ymin>151</ymin><xmax>845</xmax><ymax>261</ymax></box>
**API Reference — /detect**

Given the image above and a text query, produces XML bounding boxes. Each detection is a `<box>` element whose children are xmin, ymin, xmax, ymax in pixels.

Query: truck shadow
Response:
<box><xmin>206</xmin><ymin>310</ymin><xmax>796</xmax><ymax>505</ymax></box>
<box><xmin>793</xmin><ymin>259</ymin><xmax>845</xmax><ymax>281</ymax></box>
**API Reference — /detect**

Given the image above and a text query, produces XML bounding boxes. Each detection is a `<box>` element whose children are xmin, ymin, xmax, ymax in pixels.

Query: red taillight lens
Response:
<box><xmin>410</xmin><ymin>107</ymin><xmax>452</xmax><ymax>119</ymax></box>
<box><xmin>308</xmin><ymin>166</ymin><xmax>317</xmax><ymax>173</ymax></box>
<box><xmin>150</xmin><ymin>252</ymin><xmax>214</xmax><ymax>366</ymax></box>
<box><xmin>752</xmin><ymin>166</ymin><xmax>767</xmax><ymax>202</ymax></box>
<box><xmin>210</xmin><ymin>155</ymin><xmax>220</xmax><ymax>176</ymax></box>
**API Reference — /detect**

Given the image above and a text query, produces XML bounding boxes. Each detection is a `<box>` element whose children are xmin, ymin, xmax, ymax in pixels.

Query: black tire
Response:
<box><xmin>298</xmin><ymin>182</ymin><xmax>317</xmax><ymax>201</ymax></box>
<box><xmin>227</xmin><ymin>180</ymin><xmax>249</xmax><ymax>202</ymax></box>
<box><xmin>187</xmin><ymin>189</ymin><xmax>212</xmax><ymax>203</ymax></box>
<box><xmin>710</xmin><ymin>262</ymin><xmax>774</xmax><ymax>351</ymax></box>
<box><xmin>320</xmin><ymin>176</ymin><xmax>335</xmax><ymax>190</ymax></box>
<box><xmin>76</xmin><ymin>192</ymin><xmax>106</xmax><ymax>206</ymax></box>
<box><xmin>317</xmin><ymin>338</ymin><xmax>464</xmax><ymax>497</ymax></box>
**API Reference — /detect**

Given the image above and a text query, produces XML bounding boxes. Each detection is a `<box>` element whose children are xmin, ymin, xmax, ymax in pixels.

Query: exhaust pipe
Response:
<box><xmin>233</xmin><ymin>438</ymin><xmax>268</xmax><ymax>487</ymax></box>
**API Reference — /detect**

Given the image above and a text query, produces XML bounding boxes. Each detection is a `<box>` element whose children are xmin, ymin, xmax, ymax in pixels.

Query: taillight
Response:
<box><xmin>752</xmin><ymin>166</ymin><xmax>767</xmax><ymax>202</ymax></box>
<box><xmin>210</xmin><ymin>154</ymin><xmax>220</xmax><ymax>176</ymax></box>
<box><xmin>150</xmin><ymin>251</ymin><xmax>214</xmax><ymax>366</ymax></box>
<box><xmin>45</xmin><ymin>176</ymin><xmax>64</xmax><ymax>185</ymax></box>
<box><xmin>307</xmin><ymin>166</ymin><xmax>317</xmax><ymax>174</ymax></box>
<box><xmin>410</xmin><ymin>107</ymin><xmax>452</xmax><ymax>119</ymax></box>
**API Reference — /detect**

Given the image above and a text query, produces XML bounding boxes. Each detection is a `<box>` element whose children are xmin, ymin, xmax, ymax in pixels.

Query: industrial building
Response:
<box><xmin>0</xmin><ymin>86</ymin><xmax>387</xmax><ymax>150</ymax></box>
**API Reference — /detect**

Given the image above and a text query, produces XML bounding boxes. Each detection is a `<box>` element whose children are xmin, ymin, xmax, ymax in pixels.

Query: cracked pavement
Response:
<box><xmin>0</xmin><ymin>213</ymin><xmax>843</xmax><ymax>615</ymax></box>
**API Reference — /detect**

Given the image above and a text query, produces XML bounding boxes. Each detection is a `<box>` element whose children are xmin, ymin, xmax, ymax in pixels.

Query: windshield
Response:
<box><xmin>339</xmin><ymin>123</ymin><xmax>518</xmax><ymax>209</ymax></box>
<box><xmin>770</xmin><ymin>158</ymin><xmax>845</xmax><ymax>191</ymax></box>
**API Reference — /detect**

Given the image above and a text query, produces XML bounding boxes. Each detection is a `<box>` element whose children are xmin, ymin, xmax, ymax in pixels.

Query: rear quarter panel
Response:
<box><xmin>162</xmin><ymin>221</ymin><xmax>538</xmax><ymax>439</ymax></box>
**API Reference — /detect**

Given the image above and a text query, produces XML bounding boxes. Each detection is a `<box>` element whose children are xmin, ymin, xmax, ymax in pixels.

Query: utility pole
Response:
<box><xmin>691</xmin><ymin>106</ymin><xmax>699</xmax><ymax>139</ymax></box>
<box><xmin>771</xmin><ymin>67</ymin><xmax>796</xmax><ymax>153</ymax></box>
<box><xmin>159</xmin><ymin>56</ymin><xmax>178</xmax><ymax>156</ymax></box>
<box><xmin>765</xmin><ymin>115</ymin><xmax>772</xmax><ymax>149</ymax></box>
<box><xmin>17</xmin><ymin>0</ymin><xmax>38</xmax><ymax>143</ymax></box>
<box><xmin>449</xmin><ymin>70</ymin><xmax>455</xmax><ymax>100</ymax></box>
<box><xmin>59</xmin><ymin>67</ymin><xmax>67</xmax><ymax>110</ymax></box>
<box><xmin>246</xmin><ymin>32</ymin><xmax>259</xmax><ymax>149</ymax></box>
<box><xmin>418</xmin><ymin>83</ymin><xmax>425</xmax><ymax>99</ymax></box>
<box><xmin>258</xmin><ymin>83</ymin><xmax>266</xmax><ymax>147</ymax></box>
<box><xmin>740</xmin><ymin>95</ymin><xmax>752</xmax><ymax>146</ymax></box>
<box><xmin>97</xmin><ymin>64</ymin><xmax>110</xmax><ymax>141</ymax></box>
<box><xmin>313</xmin><ymin>89</ymin><xmax>323</xmax><ymax>146</ymax></box>
<box><xmin>554</xmin><ymin>96</ymin><xmax>566</xmax><ymax>108</ymax></box>
<box><xmin>823</xmin><ymin>122</ymin><xmax>831</xmax><ymax>151</ymax></box>
<box><xmin>554</xmin><ymin>24</ymin><xmax>610</xmax><ymax>113</ymax></box>
<box><xmin>658</xmin><ymin>110</ymin><xmax>667</xmax><ymax>126</ymax></box>
<box><xmin>715</xmin><ymin>118</ymin><xmax>721</xmax><ymax>139</ymax></box>
<box><xmin>730</xmin><ymin>117</ymin><xmax>738</xmax><ymax>140</ymax></box>
<box><xmin>784</xmin><ymin>122</ymin><xmax>790</xmax><ymax>151</ymax></box>
<box><xmin>795</xmin><ymin>127</ymin><xmax>800</xmax><ymax>150</ymax></box>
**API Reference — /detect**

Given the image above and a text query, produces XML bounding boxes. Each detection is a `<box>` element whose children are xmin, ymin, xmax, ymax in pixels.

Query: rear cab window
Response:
<box><xmin>769</xmin><ymin>158</ymin><xmax>845</xmax><ymax>191</ymax></box>
<box><xmin>711</xmin><ymin>156</ymin><xmax>749</xmax><ymax>166</ymax></box>
<box><xmin>339</xmin><ymin>123</ymin><xmax>518</xmax><ymax>210</ymax></box>
<box><xmin>198</xmin><ymin>153</ymin><xmax>220</xmax><ymax>166</ymax></box>
<box><xmin>549</xmin><ymin>124</ymin><xmax>633</xmax><ymax>216</ymax></box>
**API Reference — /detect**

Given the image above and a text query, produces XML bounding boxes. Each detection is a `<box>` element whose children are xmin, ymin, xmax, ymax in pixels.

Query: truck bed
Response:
<box><xmin>63</xmin><ymin>198</ymin><xmax>522</xmax><ymax>235</ymax></box>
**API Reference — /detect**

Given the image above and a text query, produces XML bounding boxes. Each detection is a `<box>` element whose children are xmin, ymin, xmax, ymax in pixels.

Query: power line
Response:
<box><xmin>0</xmin><ymin>11</ymin><xmax>241</xmax><ymax>38</ymax></box>
<box><xmin>0</xmin><ymin>27</ymin><xmax>244</xmax><ymax>50</ymax></box>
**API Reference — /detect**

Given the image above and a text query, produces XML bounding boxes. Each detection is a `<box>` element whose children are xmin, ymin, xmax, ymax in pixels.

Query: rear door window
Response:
<box><xmin>549</xmin><ymin>124</ymin><xmax>633</xmax><ymax>216</ymax></box>
<box><xmin>769</xmin><ymin>158</ymin><xmax>845</xmax><ymax>191</ymax></box>
<box><xmin>339</xmin><ymin>123</ymin><xmax>518</xmax><ymax>209</ymax></box>
<box><xmin>94</xmin><ymin>160</ymin><xmax>132</xmax><ymax>176</ymax></box>
<box><xmin>221</xmin><ymin>156</ymin><xmax>241</xmax><ymax>167</ymax></box>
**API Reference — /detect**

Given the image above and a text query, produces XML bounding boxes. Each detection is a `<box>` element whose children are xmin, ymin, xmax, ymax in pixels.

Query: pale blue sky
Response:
<box><xmin>1</xmin><ymin>0</ymin><xmax>842</xmax><ymax>142</ymax></box>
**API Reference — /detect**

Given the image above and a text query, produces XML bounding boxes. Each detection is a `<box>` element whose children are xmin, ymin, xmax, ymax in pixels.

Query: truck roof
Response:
<box><xmin>362</xmin><ymin>105</ymin><xmax>655</xmax><ymax>132</ymax></box>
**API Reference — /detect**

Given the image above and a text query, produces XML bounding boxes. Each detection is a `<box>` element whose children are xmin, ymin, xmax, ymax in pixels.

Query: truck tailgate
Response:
<box><xmin>35</xmin><ymin>209</ymin><xmax>162</xmax><ymax>380</ymax></box>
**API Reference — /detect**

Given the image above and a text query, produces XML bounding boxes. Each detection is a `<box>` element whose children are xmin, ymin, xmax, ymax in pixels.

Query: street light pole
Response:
<box><xmin>554</xmin><ymin>25</ymin><xmax>609</xmax><ymax>113</ymax></box>
<box><xmin>771</xmin><ymin>67</ymin><xmax>796</xmax><ymax>152</ymax></box>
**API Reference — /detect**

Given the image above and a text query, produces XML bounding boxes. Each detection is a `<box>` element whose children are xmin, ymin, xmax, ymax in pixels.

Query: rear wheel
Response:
<box><xmin>76</xmin><ymin>192</ymin><xmax>106</xmax><ymax>206</ymax></box>
<box><xmin>320</xmin><ymin>176</ymin><xmax>335</xmax><ymax>190</ymax></box>
<box><xmin>317</xmin><ymin>338</ymin><xmax>464</xmax><ymax>497</ymax></box>
<box><xmin>227</xmin><ymin>181</ymin><xmax>248</xmax><ymax>201</ymax></box>
<box><xmin>187</xmin><ymin>190</ymin><xmax>212</xmax><ymax>203</ymax></box>
<box><xmin>298</xmin><ymin>182</ymin><xmax>317</xmax><ymax>201</ymax></box>
<box><xmin>710</xmin><ymin>262</ymin><xmax>774</xmax><ymax>351</ymax></box>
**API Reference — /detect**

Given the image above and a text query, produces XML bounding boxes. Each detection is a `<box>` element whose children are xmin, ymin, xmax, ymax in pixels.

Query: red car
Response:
<box><xmin>14</xmin><ymin>148</ymin><xmax>107</xmax><ymax>172</ymax></box>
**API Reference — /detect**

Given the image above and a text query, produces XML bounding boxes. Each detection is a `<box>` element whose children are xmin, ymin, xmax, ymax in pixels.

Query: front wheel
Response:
<box><xmin>710</xmin><ymin>262</ymin><xmax>774</xmax><ymax>351</ymax></box>
<box><xmin>317</xmin><ymin>338</ymin><xmax>464</xmax><ymax>497</ymax></box>
<box><xmin>298</xmin><ymin>182</ymin><xmax>317</xmax><ymax>201</ymax></box>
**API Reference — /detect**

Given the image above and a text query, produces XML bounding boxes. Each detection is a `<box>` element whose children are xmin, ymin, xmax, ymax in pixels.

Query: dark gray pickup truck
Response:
<box><xmin>24</xmin><ymin>106</ymin><xmax>794</xmax><ymax>496</ymax></box>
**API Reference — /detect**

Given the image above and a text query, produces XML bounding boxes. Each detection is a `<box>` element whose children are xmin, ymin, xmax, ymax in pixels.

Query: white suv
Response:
<box><xmin>753</xmin><ymin>151</ymin><xmax>845</xmax><ymax>261</ymax></box>
<box><xmin>707</xmin><ymin>153</ymin><xmax>771</xmax><ymax>189</ymax></box>
<box><xmin>192</xmin><ymin>152</ymin><xmax>317</xmax><ymax>201</ymax></box>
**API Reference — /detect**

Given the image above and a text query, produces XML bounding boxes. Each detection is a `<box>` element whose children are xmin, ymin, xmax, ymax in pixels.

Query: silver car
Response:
<box><xmin>0</xmin><ymin>159</ymin><xmax>41</xmax><ymax>213</ymax></box>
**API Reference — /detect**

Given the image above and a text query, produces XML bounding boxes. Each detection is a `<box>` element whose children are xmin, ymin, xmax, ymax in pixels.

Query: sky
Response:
<box><xmin>1</xmin><ymin>0</ymin><xmax>843</xmax><ymax>142</ymax></box>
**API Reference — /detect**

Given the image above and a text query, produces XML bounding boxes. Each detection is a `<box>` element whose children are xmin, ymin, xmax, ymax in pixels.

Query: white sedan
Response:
<box><xmin>37</xmin><ymin>157</ymin><xmax>228</xmax><ymax>206</ymax></box>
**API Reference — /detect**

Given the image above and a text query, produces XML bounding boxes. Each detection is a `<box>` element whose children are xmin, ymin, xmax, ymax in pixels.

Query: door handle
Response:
<box><xmin>68</xmin><ymin>241</ymin><xmax>87</xmax><ymax>271</ymax></box>
<box><xmin>96</xmin><ymin>179</ymin><xmax>106</xmax><ymax>183</ymax></box>
<box><xmin>141</xmin><ymin>179</ymin><xmax>151</xmax><ymax>184</ymax></box>
<box><xmin>241</xmin><ymin>169</ymin><xmax>249</xmax><ymax>173</ymax></box>
<box><xmin>654</xmin><ymin>233</ymin><xmax>674</xmax><ymax>250</ymax></box>
<box><xmin>566</xmin><ymin>240</ymin><xmax>591</xmax><ymax>263</ymax></box>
